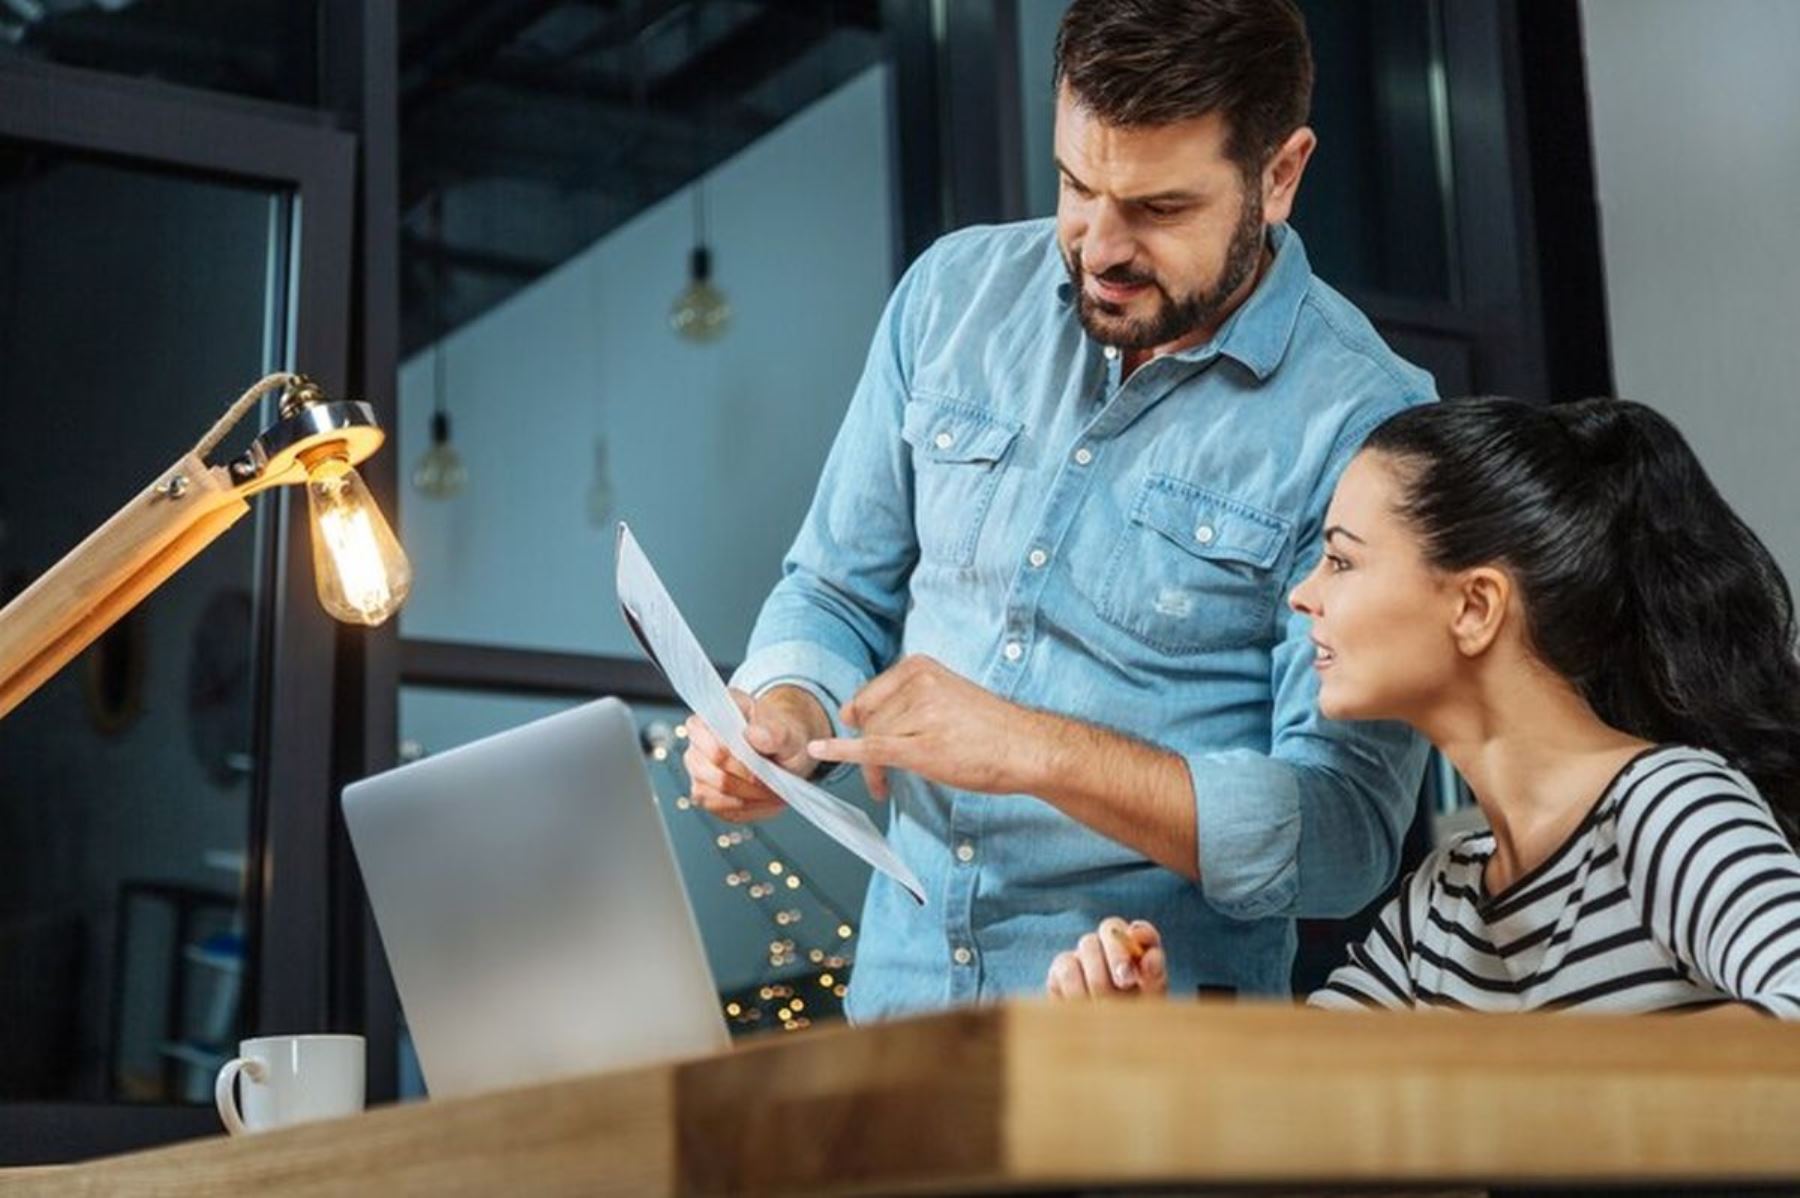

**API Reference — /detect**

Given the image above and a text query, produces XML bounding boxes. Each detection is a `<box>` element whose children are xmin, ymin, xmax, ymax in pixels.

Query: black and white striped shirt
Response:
<box><xmin>1310</xmin><ymin>746</ymin><xmax>1800</xmax><ymax>1017</ymax></box>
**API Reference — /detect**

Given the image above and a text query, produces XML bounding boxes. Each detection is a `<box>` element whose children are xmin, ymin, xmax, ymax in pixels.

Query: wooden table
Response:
<box><xmin>5</xmin><ymin>1001</ymin><xmax>1798</xmax><ymax>1195</ymax></box>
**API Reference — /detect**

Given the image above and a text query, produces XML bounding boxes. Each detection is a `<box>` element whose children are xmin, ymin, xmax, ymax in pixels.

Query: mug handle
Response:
<box><xmin>214</xmin><ymin>1056</ymin><xmax>267</xmax><ymax>1136</ymax></box>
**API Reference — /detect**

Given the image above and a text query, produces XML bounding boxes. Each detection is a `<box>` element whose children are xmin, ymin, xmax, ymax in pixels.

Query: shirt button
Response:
<box><xmin>1003</xmin><ymin>641</ymin><xmax>1024</xmax><ymax>662</ymax></box>
<box><xmin>953</xmin><ymin>946</ymin><xmax>974</xmax><ymax>966</ymax></box>
<box><xmin>1102</xmin><ymin>345</ymin><xmax>1119</xmax><ymax>361</ymax></box>
<box><xmin>1193</xmin><ymin>524</ymin><xmax>1216</xmax><ymax>545</ymax></box>
<box><xmin>1027</xmin><ymin>548</ymin><xmax>1048</xmax><ymax>569</ymax></box>
<box><xmin>933</xmin><ymin>431</ymin><xmax>955</xmax><ymax>450</ymax></box>
<box><xmin>1074</xmin><ymin>447</ymin><xmax>1094</xmax><ymax>466</ymax></box>
<box><xmin>955</xmin><ymin>842</ymin><xmax>976</xmax><ymax>863</ymax></box>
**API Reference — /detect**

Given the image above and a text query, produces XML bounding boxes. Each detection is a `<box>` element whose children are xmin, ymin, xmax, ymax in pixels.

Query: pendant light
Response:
<box><xmin>669</xmin><ymin>183</ymin><xmax>730</xmax><ymax>343</ymax></box>
<box><xmin>412</xmin><ymin>194</ymin><xmax>468</xmax><ymax>499</ymax></box>
<box><xmin>585</xmin><ymin>434</ymin><xmax>615</xmax><ymax>528</ymax></box>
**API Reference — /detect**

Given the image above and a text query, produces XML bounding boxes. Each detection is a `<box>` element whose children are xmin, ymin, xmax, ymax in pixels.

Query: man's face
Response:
<box><xmin>1053</xmin><ymin>87</ymin><xmax>1267</xmax><ymax>352</ymax></box>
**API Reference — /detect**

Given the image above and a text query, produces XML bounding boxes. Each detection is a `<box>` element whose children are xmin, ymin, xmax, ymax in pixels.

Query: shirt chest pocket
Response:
<box><xmin>1096</xmin><ymin>475</ymin><xmax>1292</xmax><ymax>654</ymax></box>
<box><xmin>902</xmin><ymin>397</ymin><xmax>1022</xmax><ymax>568</ymax></box>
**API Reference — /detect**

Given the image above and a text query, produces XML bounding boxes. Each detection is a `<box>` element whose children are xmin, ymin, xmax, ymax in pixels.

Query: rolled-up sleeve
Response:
<box><xmin>1188</xmin><ymin>404</ymin><xmax>1432</xmax><ymax>921</ymax></box>
<box><xmin>730</xmin><ymin>252</ymin><xmax>932</xmax><ymax>765</ymax></box>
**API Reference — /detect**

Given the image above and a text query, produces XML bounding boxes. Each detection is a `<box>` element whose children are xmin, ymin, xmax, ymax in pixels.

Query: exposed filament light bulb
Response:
<box><xmin>304</xmin><ymin>453</ymin><xmax>412</xmax><ymax>625</ymax></box>
<box><xmin>670</xmin><ymin>185</ymin><xmax>729</xmax><ymax>343</ymax></box>
<box><xmin>670</xmin><ymin>246</ymin><xmax>730</xmax><ymax>343</ymax></box>
<box><xmin>412</xmin><ymin>411</ymin><xmax>467</xmax><ymax>500</ymax></box>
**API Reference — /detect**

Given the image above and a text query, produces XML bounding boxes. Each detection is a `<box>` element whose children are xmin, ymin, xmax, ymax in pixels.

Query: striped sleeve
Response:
<box><xmin>1308</xmin><ymin>850</ymin><xmax>1440</xmax><ymax>1011</ymax></box>
<box><xmin>1615</xmin><ymin>755</ymin><xmax>1800</xmax><ymax>1019</ymax></box>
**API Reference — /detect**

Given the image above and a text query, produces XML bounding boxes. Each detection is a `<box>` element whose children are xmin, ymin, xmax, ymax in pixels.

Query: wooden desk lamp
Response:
<box><xmin>0</xmin><ymin>372</ymin><xmax>411</xmax><ymax>721</ymax></box>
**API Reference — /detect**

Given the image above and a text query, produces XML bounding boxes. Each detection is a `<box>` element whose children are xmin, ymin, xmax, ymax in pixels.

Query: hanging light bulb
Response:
<box><xmin>670</xmin><ymin>185</ymin><xmax>730</xmax><ymax>343</ymax></box>
<box><xmin>585</xmin><ymin>434</ymin><xmax>614</xmax><ymax>527</ymax></box>
<box><xmin>670</xmin><ymin>247</ymin><xmax>729</xmax><ymax>342</ymax></box>
<box><xmin>412</xmin><ymin>410</ymin><xmax>467</xmax><ymax>500</ymax></box>
<box><xmin>305</xmin><ymin>453</ymin><xmax>413</xmax><ymax>625</ymax></box>
<box><xmin>413</xmin><ymin>192</ymin><xmax>468</xmax><ymax>498</ymax></box>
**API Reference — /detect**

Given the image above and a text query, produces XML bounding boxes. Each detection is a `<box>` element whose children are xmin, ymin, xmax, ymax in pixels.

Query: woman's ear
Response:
<box><xmin>1451</xmin><ymin>567</ymin><xmax>1512</xmax><ymax>657</ymax></box>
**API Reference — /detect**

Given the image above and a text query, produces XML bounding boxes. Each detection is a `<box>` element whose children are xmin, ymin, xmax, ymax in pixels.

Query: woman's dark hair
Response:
<box><xmin>1365</xmin><ymin>396</ymin><xmax>1800</xmax><ymax>837</ymax></box>
<box><xmin>1054</xmin><ymin>0</ymin><xmax>1313</xmax><ymax>177</ymax></box>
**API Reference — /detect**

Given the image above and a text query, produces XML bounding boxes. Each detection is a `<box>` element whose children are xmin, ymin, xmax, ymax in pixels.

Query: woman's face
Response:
<box><xmin>1289</xmin><ymin>451</ymin><xmax>1464</xmax><ymax>723</ymax></box>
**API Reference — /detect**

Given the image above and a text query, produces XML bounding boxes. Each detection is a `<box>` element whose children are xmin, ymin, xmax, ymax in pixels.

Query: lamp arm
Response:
<box><xmin>0</xmin><ymin>450</ymin><xmax>250</xmax><ymax>722</ymax></box>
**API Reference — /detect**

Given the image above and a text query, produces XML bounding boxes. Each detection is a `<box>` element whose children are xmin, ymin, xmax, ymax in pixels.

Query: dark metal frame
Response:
<box><xmin>1336</xmin><ymin>0</ymin><xmax>1611</xmax><ymax>403</ymax></box>
<box><xmin>1513</xmin><ymin>0</ymin><xmax>1614</xmax><ymax>401</ymax></box>
<box><xmin>401</xmin><ymin>640</ymin><xmax>682</xmax><ymax>705</ymax></box>
<box><xmin>881</xmin><ymin>0</ymin><xmax>1026</xmax><ymax>273</ymax></box>
<box><xmin>0</xmin><ymin>58</ymin><xmax>355</xmax><ymax>1163</ymax></box>
<box><xmin>1435</xmin><ymin>0</ymin><xmax>1551</xmax><ymax>399</ymax></box>
<box><xmin>316</xmin><ymin>0</ymin><xmax>406</xmax><ymax>1110</ymax></box>
<box><xmin>879</xmin><ymin>0</ymin><xmax>946</xmax><ymax>274</ymax></box>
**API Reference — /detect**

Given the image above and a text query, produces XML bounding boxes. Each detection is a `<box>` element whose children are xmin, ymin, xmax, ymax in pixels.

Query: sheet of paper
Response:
<box><xmin>615</xmin><ymin>522</ymin><xmax>926</xmax><ymax>905</ymax></box>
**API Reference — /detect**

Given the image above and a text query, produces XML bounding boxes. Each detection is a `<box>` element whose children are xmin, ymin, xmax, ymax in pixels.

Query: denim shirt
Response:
<box><xmin>733</xmin><ymin>219</ymin><xmax>1434</xmax><ymax>1021</ymax></box>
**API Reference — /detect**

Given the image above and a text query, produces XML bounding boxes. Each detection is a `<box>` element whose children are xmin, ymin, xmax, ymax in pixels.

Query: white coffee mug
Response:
<box><xmin>214</xmin><ymin>1033</ymin><xmax>366</xmax><ymax>1135</ymax></box>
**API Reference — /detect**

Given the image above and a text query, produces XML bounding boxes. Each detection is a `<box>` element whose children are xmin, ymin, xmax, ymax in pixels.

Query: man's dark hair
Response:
<box><xmin>1054</xmin><ymin>0</ymin><xmax>1314</xmax><ymax>175</ymax></box>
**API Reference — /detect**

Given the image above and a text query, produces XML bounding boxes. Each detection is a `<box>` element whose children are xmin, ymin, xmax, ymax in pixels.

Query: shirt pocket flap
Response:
<box><xmin>1131</xmin><ymin>476</ymin><xmax>1288</xmax><ymax>570</ymax></box>
<box><xmin>902</xmin><ymin>397</ymin><xmax>1022</xmax><ymax>464</ymax></box>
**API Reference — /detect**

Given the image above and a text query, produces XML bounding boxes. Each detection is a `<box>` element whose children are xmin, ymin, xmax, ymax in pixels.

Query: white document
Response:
<box><xmin>614</xmin><ymin>522</ymin><xmax>926</xmax><ymax>905</ymax></box>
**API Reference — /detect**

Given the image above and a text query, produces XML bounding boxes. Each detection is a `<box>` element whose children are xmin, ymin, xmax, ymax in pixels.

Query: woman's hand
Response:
<box><xmin>1045</xmin><ymin>917</ymin><xmax>1168</xmax><ymax>999</ymax></box>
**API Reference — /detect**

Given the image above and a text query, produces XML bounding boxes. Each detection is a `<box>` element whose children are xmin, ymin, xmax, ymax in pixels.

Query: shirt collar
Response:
<box><xmin>1203</xmin><ymin>222</ymin><xmax>1311</xmax><ymax>380</ymax></box>
<box><xmin>1054</xmin><ymin>223</ymin><xmax>1313</xmax><ymax>383</ymax></box>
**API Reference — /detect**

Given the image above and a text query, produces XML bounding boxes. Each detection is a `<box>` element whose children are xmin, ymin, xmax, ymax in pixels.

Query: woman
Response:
<box><xmin>1049</xmin><ymin>397</ymin><xmax>1800</xmax><ymax>1015</ymax></box>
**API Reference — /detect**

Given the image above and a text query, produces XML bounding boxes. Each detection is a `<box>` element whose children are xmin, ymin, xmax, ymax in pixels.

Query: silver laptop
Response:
<box><xmin>342</xmin><ymin>697</ymin><xmax>730</xmax><ymax>1098</ymax></box>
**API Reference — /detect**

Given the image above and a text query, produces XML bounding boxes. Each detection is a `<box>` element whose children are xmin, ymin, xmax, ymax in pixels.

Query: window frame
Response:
<box><xmin>0</xmin><ymin>56</ymin><xmax>355</xmax><ymax>1162</ymax></box>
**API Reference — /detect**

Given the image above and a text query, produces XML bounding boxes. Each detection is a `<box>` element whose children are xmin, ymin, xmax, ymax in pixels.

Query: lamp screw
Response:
<box><xmin>158</xmin><ymin>474</ymin><xmax>190</xmax><ymax>500</ymax></box>
<box><xmin>280</xmin><ymin>376</ymin><xmax>327</xmax><ymax>419</ymax></box>
<box><xmin>229</xmin><ymin>456</ymin><xmax>260</xmax><ymax>483</ymax></box>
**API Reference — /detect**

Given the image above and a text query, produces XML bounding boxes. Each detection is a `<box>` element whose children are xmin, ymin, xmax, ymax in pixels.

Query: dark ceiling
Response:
<box><xmin>1</xmin><ymin>0</ymin><xmax>886</xmax><ymax>352</ymax></box>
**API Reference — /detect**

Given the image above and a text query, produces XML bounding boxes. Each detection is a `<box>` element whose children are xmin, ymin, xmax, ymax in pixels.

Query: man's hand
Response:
<box><xmin>804</xmin><ymin>655</ymin><xmax>1057</xmax><ymax>800</ymax></box>
<box><xmin>1046</xmin><ymin>917</ymin><xmax>1168</xmax><ymax>1000</ymax></box>
<box><xmin>684</xmin><ymin>685</ymin><xmax>832</xmax><ymax>824</ymax></box>
<box><xmin>811</xmin><ymin>656</ymin><xmax>1199</xmax><ymax>880</ymax></box>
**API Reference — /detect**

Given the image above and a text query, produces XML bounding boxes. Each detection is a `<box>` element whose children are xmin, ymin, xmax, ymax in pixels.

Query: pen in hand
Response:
<box><xmin>1104</xmin><ymin>921</ymin><xmax>1147</xmax><ymax>988</ymax></box>
<box><xmin>1105</xmin><ymin>921</ymin><xmax>1146</xmax><ymax>962</ymax></box>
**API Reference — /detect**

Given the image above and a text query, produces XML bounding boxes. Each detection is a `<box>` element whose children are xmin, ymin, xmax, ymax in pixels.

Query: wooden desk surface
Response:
<box><xmin>5</xmin><ymin>1001</ymin><xmax>1799</xmax><ymax>1196</ymax></box>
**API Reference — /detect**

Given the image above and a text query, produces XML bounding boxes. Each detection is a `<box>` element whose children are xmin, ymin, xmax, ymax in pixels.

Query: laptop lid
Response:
<box><xmin>342</xmin><ymin>697</ymin><xmax>730</xmax><ymax>1098</ymax></box>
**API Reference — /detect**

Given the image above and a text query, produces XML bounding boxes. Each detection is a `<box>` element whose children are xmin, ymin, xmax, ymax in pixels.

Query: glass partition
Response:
<box><xmin>0</xmin><ymin>141</ymin><xmax>282</xmax><ymax>1104</ymax></box>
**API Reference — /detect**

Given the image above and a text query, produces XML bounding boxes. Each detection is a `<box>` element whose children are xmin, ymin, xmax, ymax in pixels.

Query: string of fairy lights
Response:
<box><xmin>642</xmin><ymin>719</ymin><xmax>856</xmax><ymax>1034</ymax></box>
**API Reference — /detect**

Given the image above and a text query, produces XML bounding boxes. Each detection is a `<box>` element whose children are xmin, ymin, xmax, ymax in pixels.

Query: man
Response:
<box><xmin>686</xmin><ymin>0</ymin><xmax>1434</xmax><ymax>1020</ymax></box>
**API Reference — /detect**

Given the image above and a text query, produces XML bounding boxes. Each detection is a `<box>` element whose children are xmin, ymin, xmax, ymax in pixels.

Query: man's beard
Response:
<box><xmin>1063</xmin><ymin>183</ymin><xmax>1267</xmax><ymax>351</ymax></box>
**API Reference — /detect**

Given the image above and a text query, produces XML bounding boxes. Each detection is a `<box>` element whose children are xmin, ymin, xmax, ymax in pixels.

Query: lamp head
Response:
<box><xmin>231</xmin><ymin>377</ymin><xmax>412</xmax><ymax>626</ymax></box>
<box><xmin>232</xmin><ymin>377</ymin><xmax>384</xmax><ymax>492</ymax></box>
